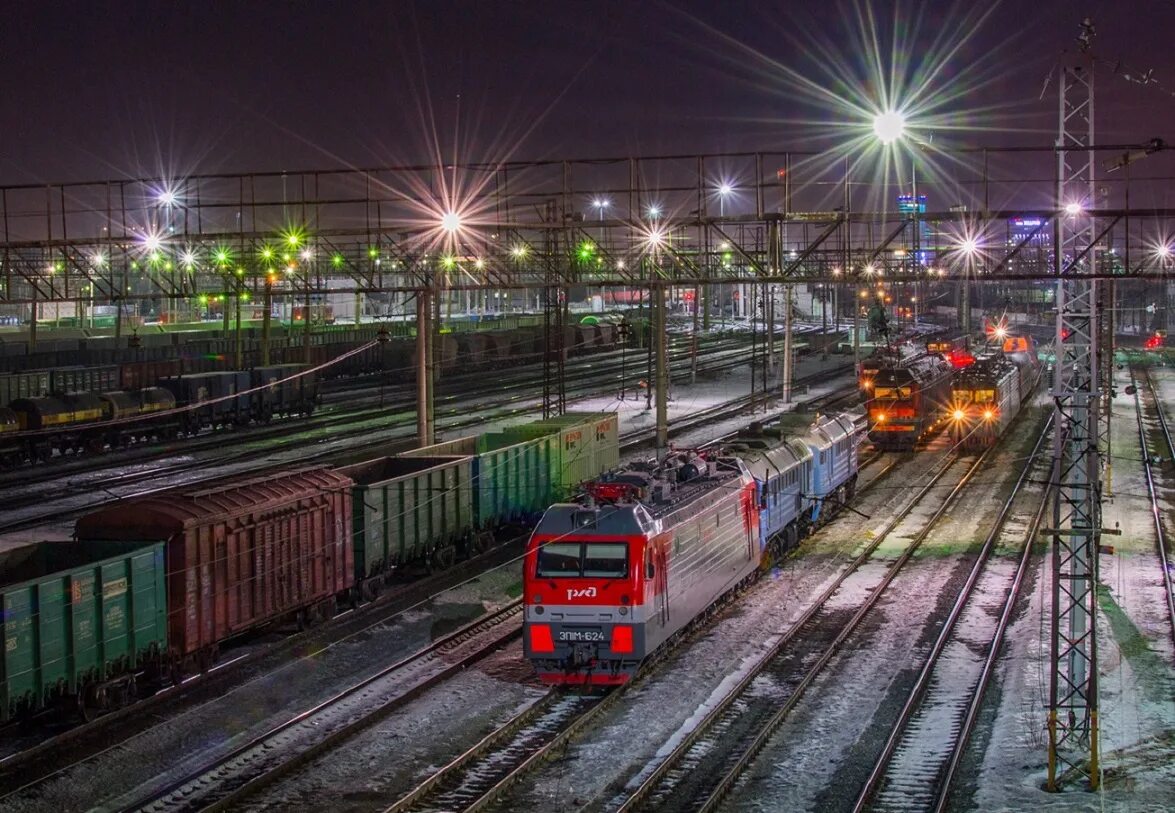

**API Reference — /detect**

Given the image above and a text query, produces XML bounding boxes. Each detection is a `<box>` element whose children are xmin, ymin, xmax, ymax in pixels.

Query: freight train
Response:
<box><xmin>865</xmin><ymin>352</ymin><xmax>954</xmax><ymax>450</ymax></box>
<box><xmin>0</xmin><ymin>320</ymin><xmax>629</xmax><ymax>463</ymax></box>
<box><xmin>948</xmin><ymin>335</ymin><xmax>1042</xmax><ymax>449</ymax></box>
<box><xmin>0</xmin><ymin>412</ymin><xmax>619</xmax><ymax>721</ymax></box>
<box><xmin>0</xmin><ymin>364</ymin><xmax>318</xmax><ymax>462</ymax></box>
<box><xmin>523</xmin><ymin>412</ymin><xmax>860</xmax><ymax>686</ymax></box>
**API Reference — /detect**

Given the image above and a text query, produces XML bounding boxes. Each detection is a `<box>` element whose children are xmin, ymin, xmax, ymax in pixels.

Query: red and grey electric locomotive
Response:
<box><xmin>522</xmin><ymin>451</ymin><xmax>759</xmax><ymax>686</ymax></box>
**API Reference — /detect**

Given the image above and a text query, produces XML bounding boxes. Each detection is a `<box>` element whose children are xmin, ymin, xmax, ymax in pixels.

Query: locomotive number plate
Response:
<box><xmin>558</xmin><ymin>629</ymin><xmax>605</xmax><ymax>642</ymax></box>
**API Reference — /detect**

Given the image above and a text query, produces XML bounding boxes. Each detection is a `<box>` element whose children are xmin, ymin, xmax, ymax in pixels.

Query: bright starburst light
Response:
<box><xmin>872</xmin><ymin>110</ymin><xmax>906</xmax><ymax>145</ymax></box>
<box><xmin>672</xmin><ymin>1</ymin><xmax>1010</xmax><ymax>211</ymax></box>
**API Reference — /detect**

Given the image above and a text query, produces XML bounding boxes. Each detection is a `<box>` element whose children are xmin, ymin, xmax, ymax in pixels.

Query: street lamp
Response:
<box><xmin>717</xmin><ymin>183</ymin><xmax>733</xmax><ymax>216</ymax></box>
<box><xmin>592</xmin><ymin>197</ymin><xmax>610</xmax><ymax>221</ymax></box>
<box><xmin>872</xmin><ymin>110</ymin><xmax>906</xmax><ymax>145</ymax></box>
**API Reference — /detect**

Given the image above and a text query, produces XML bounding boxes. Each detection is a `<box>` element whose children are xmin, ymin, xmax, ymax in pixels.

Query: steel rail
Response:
<box><xmin>0</xmin><ymin>333</ymin><xmax>749</xmax><ymax>494</ymax></box>
<box><xmin>116</xmin><ymin>602</ymin><xmax>524</xmax><ymax>813</ymax></box>
<box><xmin>1135</xmin><ymin>368</ymin><xmax>1175</xmax><ymax>654</ymax></box>
<box><xmin>380</xmin><ymin>691</ymin><xmax>612</xmax><ymax>813</ymax></box>
<box><xmin>615</xmin><ymin>443</ymin><xmax>993</xmax><ymax>813</ymax></box>
<box><xmin>0</xmin><ymin>536</ymin><xmax>527</xmax><ymax>789</ymax></box>
<box><xmin>1</xmin><ymin>342</ymin><xmax>801</xmax><ymax>532</ymax></box>
<box><xmin>0</xmin><ymin>362</ymin><xmax>851</xmax><ymax>791</ymax></box>
<box><xmin>852</xmin><ymin>413</ymin><xmax>1054</xmax><ymax>813</ymax></box>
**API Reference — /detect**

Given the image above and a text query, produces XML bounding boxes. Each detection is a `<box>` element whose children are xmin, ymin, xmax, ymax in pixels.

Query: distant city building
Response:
<box><xmin>898</xmin><ymin>194</ymin><xmax>931</xmax><ymax>257</ymax></box>
<box><xmin>1007</xmin><ymin>216</ymin><xmax>1050</xmax><ymax>249</ymax></box>
<box><xmin>1006</xmin><ymin>216</ymin><xmax>1053</xmax><ymax>309</ymax></box>
<box><xmin>897</xmin><ymin>194</ymin><xmax>927</xmax><ymax>214</ymax></box>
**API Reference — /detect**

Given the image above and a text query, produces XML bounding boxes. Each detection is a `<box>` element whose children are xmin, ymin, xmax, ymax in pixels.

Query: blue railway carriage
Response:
<box><xmin>804</xmin><ymin>413</ymin><xmax>860</xmax><ymax>522</ymax></box>
<box><xmin>727</xmin><ymin>427</ymin><xmax>812</xmax><ymax>557</ymax></box>
<box><xmin>725</xmin><ymin>412</ymin><xmax>861</xmax><ymax>560</ymax></box>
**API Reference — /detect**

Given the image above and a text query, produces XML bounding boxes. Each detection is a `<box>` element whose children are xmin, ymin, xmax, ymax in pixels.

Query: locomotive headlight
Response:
<box><xmin>953</xmin><ymin>409</ymin><xmax>965</xmax><ymax>421</ymax></box>
<box><xmin>619</xmin><ymin>605</ymin><xmax>629</xmax><ymax>616</ymax></box>
<box><xmin>983</xmin><ymin>409</ymin><xmax>994</xmax><ymax>421</ymax></box>
<box><xmin>876</xmin><ymin>413</ymin><xmax>886</xmax><ymax>423</ymax></box>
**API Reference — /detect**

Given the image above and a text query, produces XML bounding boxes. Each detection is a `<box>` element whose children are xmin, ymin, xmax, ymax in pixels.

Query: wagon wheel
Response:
<box><xmin>472</xmin><ymin>531</ymin><xmax>494</xmax><ymax>554</ymax></box>
<box><xmin>76</xmin><ymin>691</ymin><xmax>92</xmax><ymax>723</ymax></box>
<box><xmin>361</xmin><ymin>579</ymin><xmax>380</xmax><ymax>603</ymax></box>
<box><xmin>432</xmin><ymin>545</ymin><xmax>457</xmax><ymax>571</ymax></box>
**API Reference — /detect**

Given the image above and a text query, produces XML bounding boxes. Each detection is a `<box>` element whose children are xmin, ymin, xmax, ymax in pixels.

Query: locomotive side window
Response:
<box><xmin>536</xmin><ymin>542</ymin><xmax>583</xmax><ymax>577</ymax></box>
<box><xmin>584</xmin><ymin>543</ymin><xmax>629</xmax><ymax>577</ymax></box>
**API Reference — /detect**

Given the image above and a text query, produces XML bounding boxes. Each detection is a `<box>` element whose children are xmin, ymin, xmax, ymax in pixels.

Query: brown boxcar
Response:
<box><xmin>74</xmin><ymin>468</ymin><xmax>354</xmax><ymax>666</ymax></box>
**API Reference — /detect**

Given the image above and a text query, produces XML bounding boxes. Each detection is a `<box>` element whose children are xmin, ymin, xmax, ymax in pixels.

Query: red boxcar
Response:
<box><xmin>74</xmin><ymin>468</ymin><xmax>354</xmax><ymax>668</ymax></box>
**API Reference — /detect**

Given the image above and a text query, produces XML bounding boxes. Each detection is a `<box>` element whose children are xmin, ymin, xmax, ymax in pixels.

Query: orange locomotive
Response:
<box><xmin>523</xmin><ymin>451</ymin><xmax>759</xmax><ymax>686</ymax></box>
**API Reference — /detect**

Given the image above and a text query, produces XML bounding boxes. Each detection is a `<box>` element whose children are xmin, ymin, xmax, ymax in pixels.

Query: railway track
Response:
<box><xmin>612</xmin><ymin>441</ymin><xmax>995</xmax><ymax>812</ymax></box>
<box><xmin>112</xmin><ymin>602</ymin><xmax>524</xmax><ymax>813</ymax></box>
<box><xmin>0</xmin><ymin>369</ymin><xmax>854</xmax><ymax>808</ymax></box>
<box><xmin>0</xmin><ymin>333</ymin><xmax>755</xmax><ymax>491</ymax></box>
<box><xmin>851</xmin><ymin>414</ymin><xmax>1054</xmax><ymax>813</ymax></box>
<box><xmin>0</xmin><ymin>532</ymin><xmax>528</xmax><ymax>781</ymax></box>
<box><xmin>2</xmin><ymin>346</ymin><xmax>807</xmax><ymax>533</ymax></box>
<box><xmin>381</xmin><ymin>690</ymin><xmax>609</xmax><ymax>813</ymax></box>
<box><xmin>1132</xmin><ymin>367</ymin><xmax>1175</xmax><ymax>653</ymax></box>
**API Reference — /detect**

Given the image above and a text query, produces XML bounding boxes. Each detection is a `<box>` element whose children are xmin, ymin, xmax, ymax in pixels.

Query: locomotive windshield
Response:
<box><xmin>873</xmin><ymin>386</ymin><xmax>912</xmax><ymax>399</ymax></box>
<box><xmin>536</xmin><ymin>541</ymin><xmax>629</xmax><ymax>578</ymax></box>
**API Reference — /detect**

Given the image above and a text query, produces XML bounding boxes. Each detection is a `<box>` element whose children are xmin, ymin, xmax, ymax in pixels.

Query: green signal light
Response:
<box><xmin>332</xmin><ymin>254</ymin><xmax>344</xmax><ymax>267</ymax></box>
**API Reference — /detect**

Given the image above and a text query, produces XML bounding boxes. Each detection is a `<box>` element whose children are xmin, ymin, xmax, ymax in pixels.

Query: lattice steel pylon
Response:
<box><xmin>1047</xmin><ymin>48</ymin><xmax>1102</xmax><ymax>791</ymax></box>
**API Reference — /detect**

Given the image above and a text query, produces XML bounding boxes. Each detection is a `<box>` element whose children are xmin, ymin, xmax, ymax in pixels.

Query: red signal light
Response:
<box><xmin>948</xmin><ymin>350</ymin><xmax>976</xmax><ymax>369</ymax></box>
<box><xmin>611</xmin><ymin>625</ymin><xmax>634</xmax><ymax>654</ymax></box>
<box><xmin>529</xmin><ymin>624</ymin><xmax>555</xmax><ymax>653</ymax></box>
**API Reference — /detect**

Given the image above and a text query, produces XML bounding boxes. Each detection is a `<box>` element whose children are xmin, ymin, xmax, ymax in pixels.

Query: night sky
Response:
<box><xmin>2</xmin><ymin>0</ymin><xmax>1174</xmax><ymax>186</ymax></box>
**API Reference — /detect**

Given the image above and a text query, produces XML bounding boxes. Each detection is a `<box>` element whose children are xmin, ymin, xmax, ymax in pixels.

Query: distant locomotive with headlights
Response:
<box><xmin>523</xmin><ymin>452</ymin><xmax>759</xmax><ymax>686</ymax></box>
<box><xmin>949</xmin><ymin>335</ymin><xmax>1042</xmax><ymax>449</ymax></box>
<box><xmin>865</xmin><ymin>353</ymin><xmax>953</xmax><ymax>450</ymax></box>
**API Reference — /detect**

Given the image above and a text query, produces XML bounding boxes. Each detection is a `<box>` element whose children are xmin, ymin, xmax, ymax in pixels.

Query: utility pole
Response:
<box><xmin>654</xmin><ymin>282</ymin><xmax>668</xmax><ymax>457</ymax></box>
<box><xmin>303</xmin><ymin>265</ymin><xmax>313</xmax><ymax>364</ymax></box>
<box><xmin>261</xmin><ymin>275</ymin><xmax>273</xmax><ymax>366</ymax></box>
<box><xmin>234</xmin><ymin>279</ymin><xmax>243</xmax><ymax>369</ymax></box>
<box><xmin>1047</xmin><ymin>24</ymin><xmax>1102</xmax><ymax>791</ymax></box>
<box><xmin>783</xmin><ymin>283</ymin><xmax>794</xmax><ymax>403</ymax></box>
<box><xmin>416</xmin><ymin>288</ymin><xmax>432</xmax><ymax>446</ymax></box>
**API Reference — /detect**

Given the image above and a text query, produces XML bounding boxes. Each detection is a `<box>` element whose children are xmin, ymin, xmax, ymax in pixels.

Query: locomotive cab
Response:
<box><xmin>524</xmin><ymin>500</ymin><xmax>653</xmax><ymax>685</ymax></box>
<box><xmin>524</xmin><ymin>454</ymin><xmax>758</xmax><ymax>686</ymax></box>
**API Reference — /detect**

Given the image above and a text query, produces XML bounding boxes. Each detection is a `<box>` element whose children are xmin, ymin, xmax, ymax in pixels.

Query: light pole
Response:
<box><xmin>717</xmin><ymin>184</ymin><xmax>733</xmax><ymax>328</ymax></box>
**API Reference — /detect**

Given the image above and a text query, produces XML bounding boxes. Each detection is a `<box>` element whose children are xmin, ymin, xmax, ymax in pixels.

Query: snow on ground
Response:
<box><xmin>0</xmin><ymin>354</ymin><xmax>853</xmax><ymax>554</ymax></box>
<box><xmin>723</xmin><ymin>406</ymin><xmax>1043</xmax><ymax>812</ymax></box>
<box><xmin>966</xmin><ymin>366</ymin><xmax>1175</xmax><ymax>812</ymax></box>
<box><xmin>236</xmin><ymin>641</ymin><xmax>547</xmax><ymax>812</ymax></box>
<box><xmin>2</xmin><ymin>567</ymin><xmax>521</xmax><ymax>813</ymax></box>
